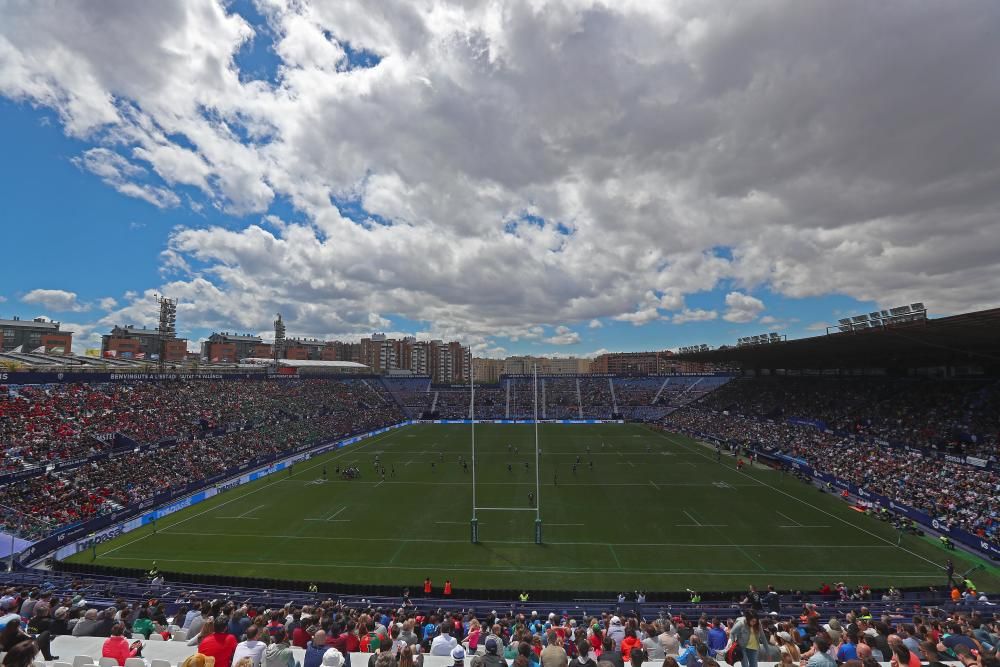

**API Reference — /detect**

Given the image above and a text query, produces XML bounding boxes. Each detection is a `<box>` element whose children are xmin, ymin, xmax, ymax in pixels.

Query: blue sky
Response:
<box><xmin>0</xmin><ymin>98</ymin><xmax>877</xmax><ymax>355</ymax></box>
<box><xmin>1</xmin><ymin>1</ymin><xmax>993</xmax><ymax>357</ymax></box>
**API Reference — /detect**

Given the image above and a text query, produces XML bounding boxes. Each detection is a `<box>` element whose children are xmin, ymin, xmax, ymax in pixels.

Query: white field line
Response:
<box><xmin>655</xmin><ymin>430</ymin><xmax>943</xmax><ymax>570</ymax></box>
<box><xmin>99</xmin><ymin>428</ymin><xmax>399</xmax><ymax>557</ymax></box>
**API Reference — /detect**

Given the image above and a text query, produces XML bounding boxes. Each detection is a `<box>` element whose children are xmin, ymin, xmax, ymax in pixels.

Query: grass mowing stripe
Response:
<box><xmin>653</xmin><ymin>429</ymin><xmax>943</xmax><ymax>573</ymax></box>
<box><xmin>98</xmin><ymin>428</ymin><xmax>400</xmax><ymax>559</ymax></box>
<box><xmin>83</xmin><ymin>423</ymin><xmax>978</xmax><ymax>590</ymax></box>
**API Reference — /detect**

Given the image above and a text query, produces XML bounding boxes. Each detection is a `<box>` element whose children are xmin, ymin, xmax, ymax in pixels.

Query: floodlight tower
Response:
<box><xmin>273</xmin><ymin>313</ymin><xmax>286</xmax><ymax>364</ymax></box>
<box><xmin>155</xmin><ymin>295</ymin><xmax>177</xmax><ymax>370</ymax></box>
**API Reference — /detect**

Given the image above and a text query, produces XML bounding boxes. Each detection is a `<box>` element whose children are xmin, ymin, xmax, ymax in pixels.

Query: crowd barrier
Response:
<box><xmin>16</xmin><ymin>420</ymin><xmax>416</xmax><ymax>566</ymax></box>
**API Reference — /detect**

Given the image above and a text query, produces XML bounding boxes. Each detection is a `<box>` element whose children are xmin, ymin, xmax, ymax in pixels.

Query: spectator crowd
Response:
<box><xmin>0</xmin><ymin>379</ymin><xmax>404</xmax><ymax>538</ymax></box>
<box><xmin>0</xmin><ymin>580</ymin><xmax>998</xmax><ymax>667</ymax></box>
<box><xmin>663</xmin><ymin>377</ymin><xmax>1000</xmax><ymax>547</ymax></box>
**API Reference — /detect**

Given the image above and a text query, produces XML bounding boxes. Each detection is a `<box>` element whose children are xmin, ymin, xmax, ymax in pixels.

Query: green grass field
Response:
<box><xmin>69</xmin><ymin>423</ymin><xmax>1000</xmax><ymax>593</ymax></box>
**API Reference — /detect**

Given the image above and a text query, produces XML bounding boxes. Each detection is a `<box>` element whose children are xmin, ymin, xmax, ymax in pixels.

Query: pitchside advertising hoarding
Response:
<box><xmin>22</xmin><ymin>421</ymin><xmax>416</xmax><ymax>565</ymax></box>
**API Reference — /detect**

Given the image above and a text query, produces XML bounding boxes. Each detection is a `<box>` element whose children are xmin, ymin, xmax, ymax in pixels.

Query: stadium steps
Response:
<box><xmin>651</xmin><ymin>377</ymin><xmax>672</xmax><ymax>405</ymax></box>
<box><xmin>609</xmin><ymin>378</ymin><xmax>619</xmax><ymax>414</ymax></box>
<box><xmin>575</xmin><ymin>378</ymin><xmax>583</xmax><ymax>419</ymax></box>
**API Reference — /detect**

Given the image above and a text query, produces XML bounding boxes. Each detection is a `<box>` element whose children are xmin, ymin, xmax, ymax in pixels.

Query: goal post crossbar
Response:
<box><xmin>470</xmin><ymin>363</ymin><xmax>543</xmax><ymax>544</ymax></box>
<box><xmin>473</xmin><ymin>506</ymin><xmax>537</xmax><ymax>512</ymax></box>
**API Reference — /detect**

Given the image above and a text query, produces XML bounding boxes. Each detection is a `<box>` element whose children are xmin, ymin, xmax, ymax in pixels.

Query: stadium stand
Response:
<box><xmin>0</xmin><ymin>379</ymin><xmax>404</xmax><ymax>539</ymax></box>
<box><xmin>0</xmin><ymin>569</ymin><xmax>991</xmax><ymax>667</ymax></box>
<box><xmin>663</xmin><ymin>376</ymin><xmax>1000</xmax><ymax>547</ymax></box>
<box><xmin>381</xmin><ymin>378</ymin><xmax>433</xmax><ymax>419</ymax></box>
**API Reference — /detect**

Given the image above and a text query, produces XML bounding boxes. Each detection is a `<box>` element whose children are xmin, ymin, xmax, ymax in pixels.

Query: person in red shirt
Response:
<box><xmin>620</xmin><ymin>627</ymin><xmax>642</xmax><ymax>658</ymax></box>
<box><xmin>424</xmin><ymin>578</ymin><xmax>432</xmax><ymax>595</ymax></box>
<box><xmin>102</xmin><ymin>623</ymin><xmax>141</xmax><ymax>666</ymax></box>
<box><xmin>199</xmin><ymin>617</ymin><xmax>238</xmax><ymax>667</ymax></box>
<box><xmin>331</xmin><ymin>620</ymin><xmax>360</xmax><ymax>654</ymax></box>
<box><xmin>443</xmin><ymin>580</ymin><xmax>452</xmax><ymax>596</ymax></box>
<box><xmin>291</xmin><ymin>620</ymin><xmax>312</xmax><ymax>649</ymax></box>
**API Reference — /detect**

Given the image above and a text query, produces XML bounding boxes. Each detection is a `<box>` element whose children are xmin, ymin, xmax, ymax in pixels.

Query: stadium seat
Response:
<box><xmin>124</xmin><ymin>659</ymin><xmax>146</xmax><ymax>667</ymax></box>
<box><xmin>171</xmin><ymin>630</ymin><xmax>188</xmax><ymax>642</ymax></box>
<box><xmin>98</xmin><ymin>658</ymin><xmax>120</xmax><ymax>667</ymax></box>
<box><xmin>53</xmin><ymin>662</ymin><xmax>72</xmax><ymax>667</ymax></box>
<box><xmin>73</xmin><ymin>656</ymin><xmax>95</xmax><ymax>667</ymax></box>
<box><xmin>151</xmin><ymin>659</ymin><xmax>173</xmax><ymax>667</ymax></box>
<box><xmin>148</xmin><ymin>634</ymin><xmax>164</xmax><ymax>641</ymax></box>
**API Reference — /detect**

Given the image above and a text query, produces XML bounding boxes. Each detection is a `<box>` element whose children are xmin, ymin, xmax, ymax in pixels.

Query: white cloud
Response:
<box><xmin>722</xmin><ymin>292</ymin><xmax>765</xmax><ymax>323</ymax></box>
<box><xmin>613</xmin><ymin>307</ymin><xmax>661</xmax><ymax>327</ymax></box>
<box><xmin>588</xmin><ymin>319</ymin><xmax>603</xmax><ymax>329</ymax></box>
<box><xmin>672</xmin><ymin>308</ymin><xmax>718</xmax><ymax>324</ymax></box>
<box><xmin>2</xmin><ymin>0</ymin><xmax>1000</xmax><ymax>343</ymax></box>
<box><xmin>806</xmin><ymin>321</ymin><xmax>831</xmax><ymax>331</ymax></box>
<box><xmin>21</xmin><ymin>289</ymin><xmax>89</xmax><ymax>312</ymax></box>
<box><xmin>98</xmin><ymin>297</ymin><xmax>118</xmax><ymax>310</ymax></box>
<box><xmin>0</xmin><ymin>296</ymin><xmax>7</xmax><ymax>303</ymax></box>
<box><xmin>73</xmin><ymin>149</ymin><xmax>181</xmax><ymax>209</ymax></box>
<box><xmin>543</xmin><ymin>325</ymin><xmax>581</xmax><ymax>345</ymax></box>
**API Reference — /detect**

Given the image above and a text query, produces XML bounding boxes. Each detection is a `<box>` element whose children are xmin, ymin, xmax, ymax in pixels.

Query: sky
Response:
<box><xmin>1</xmin><ymin>1</ymin><xmax>998</xmax><ymax>358</ymax></box>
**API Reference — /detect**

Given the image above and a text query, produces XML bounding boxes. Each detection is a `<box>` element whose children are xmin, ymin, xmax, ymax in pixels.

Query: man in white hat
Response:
<box><xmin>322</xmin><ymin>648</ymin><xmax>344</xmax><ymax>667</ymax></box>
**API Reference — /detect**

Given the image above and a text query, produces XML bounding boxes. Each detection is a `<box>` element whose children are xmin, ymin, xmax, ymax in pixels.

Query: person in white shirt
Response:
<box><xmin>233</xmin><ymin>625</ymin><xmax>267</xmax><ymax>667</ymax></box>
<box><xmin>431</xmin><ymin>624</ymin><xmax>459</xmax><ymax>656</ymax></box>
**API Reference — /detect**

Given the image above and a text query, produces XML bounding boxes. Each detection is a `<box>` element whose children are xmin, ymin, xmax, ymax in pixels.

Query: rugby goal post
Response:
<box><xmin>470</xmin><ymin>363</ymin><xmax>542</xmax><ymax>544</ymax></box>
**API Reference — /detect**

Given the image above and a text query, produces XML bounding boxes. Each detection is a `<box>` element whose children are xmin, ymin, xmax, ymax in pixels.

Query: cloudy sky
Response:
<box><xmin>2</xmin><ymin>0</ymin><xmax>998</xmax><ymax>357</ymax></box>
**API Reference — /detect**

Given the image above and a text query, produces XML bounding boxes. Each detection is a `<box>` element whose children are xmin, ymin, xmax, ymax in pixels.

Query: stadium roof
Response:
<box><xmin>674</xmin><ymin>307</ymin><xmax>1000</xmax><ymax>371</ymax></box>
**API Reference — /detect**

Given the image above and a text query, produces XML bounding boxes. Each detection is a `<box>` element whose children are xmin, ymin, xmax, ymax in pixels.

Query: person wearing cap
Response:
<box><xmin>321</xmin><ymin>648</ymin><xmax>343</xmax><ymax>667</ymax></box>
<box><xmin>451</xmin><ymin>646</ymin><xmax>467</xmax><ymax>667</ymax></box>
<box><xmin>775</xmin><ymin>632</ymin><xmax>799</xmax><ymax>662</ymax></box>
<box><xmin>823</xmin><ymin>619</ymin><xmax>842</xmax><ymax>645</ymax></box>
<box><xmin>481</xmin><ymin>637</ymin><xmax>505</xmax><ymax>667</ymax></box>
<box><xmin>607</xmin><ymin>617</ymin><xmax>625</xmax><ymax>650</ymax></box>
<box><xmin>72</xmin><ymin>608</ymin><xmax>103</xmax><ymax>637</ymax></box>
